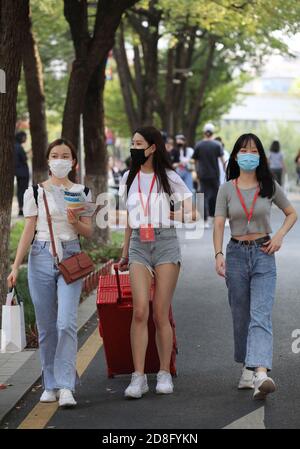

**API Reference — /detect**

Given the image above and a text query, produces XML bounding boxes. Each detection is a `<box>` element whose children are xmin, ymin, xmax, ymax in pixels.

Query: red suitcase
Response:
<box><xmin>97</xmin><ymin>264</ymin><xmax>177</xmax><ymax>378</ymax></box>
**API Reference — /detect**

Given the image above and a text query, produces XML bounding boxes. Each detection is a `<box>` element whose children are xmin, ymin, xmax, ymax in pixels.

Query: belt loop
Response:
<box><xmin>42</xmin><ymin>241</ymin><xmax>47</xmax><ymax>248</ymax></box>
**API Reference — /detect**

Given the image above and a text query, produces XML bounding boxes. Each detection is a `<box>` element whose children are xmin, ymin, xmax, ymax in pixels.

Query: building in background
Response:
<box><xmin>222</xmin><ymin>53</ymin><xmax>300</xmax><ymax>128</ymax></box>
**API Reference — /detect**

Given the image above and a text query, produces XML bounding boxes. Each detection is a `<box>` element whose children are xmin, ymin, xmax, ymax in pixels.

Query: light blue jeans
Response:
<box><xmin>176</xmin><ymin>167</ymin><xmax>194</xmax><ymax>192</ymax></box>
<box><xmin>225</xmin><ymin>240</ymin><xmax>277</xmax><ymax>371</ymax></box>
<box><xmin>28</xmin><ymin>239</ymin><xmax>83</xmax><ymax>391</ymax></box>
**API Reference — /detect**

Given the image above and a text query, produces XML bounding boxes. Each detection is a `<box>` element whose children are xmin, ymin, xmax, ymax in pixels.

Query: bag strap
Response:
<box><xmin>30</xmin><ymin>185</ymin><xmax>39</xmax><ymax>245</ymax></box>
<box><xmin>41</xmin><ymin>183</ymin><xmax>59</xmax><ymax>263</ymax></box>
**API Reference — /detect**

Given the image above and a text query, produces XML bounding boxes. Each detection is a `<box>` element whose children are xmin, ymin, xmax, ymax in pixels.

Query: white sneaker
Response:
<box><xmin>156</xmin><ymin>370</ymin><xmax>174</xmax><ymax>394</ymax></box>
<box><xmin>238</xmin><ymin>367</ymin><xmax>255</xmax><ymax>390</ymax></box>
<box><xmin>40</xmin><ymin>389</ymin><xmax>57</xmax><ymax>403</ymax></box>
<box><xmin>204</xmin><ymin>221</ymin><xmax>211</xmax><ymax>229</ymax></box>
<box><xmin>208</xmin><ymin>216</ymin><xmax>214</xmax><ymax>226</ymax></box>
<box><xmin>253</xmin><ymin>373</ymin><xmax>276</xmax><ymax>400</ymax></box>
<box><xmin>124</xmin><ymin>372</ymin><xmax>149</xmax><ymax>399</ymax></box>
<box><xmin>58</xmin><ymin>388</ymin><xmax>77</xmax><ymax>407</ymax></box>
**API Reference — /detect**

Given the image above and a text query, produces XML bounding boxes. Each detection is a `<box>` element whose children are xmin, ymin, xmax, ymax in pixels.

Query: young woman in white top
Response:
<box><xmin>118</xmin><ymin>126</ymin><xmax>198</xmax><ymax>399</ymax></box>
<box><xmin>268</xmin><ymin>140</ymin><xmax>286</xmax><ymax>186</ymax></box>
<box><xmin>7</xmin><ymin>138</ymin><xmax>92</xmax><ymax>408</ymax></box>
<box><xmin>172</xmin><ymin>134</ymin><xmax>195</xmax><ymax>192</ymax></box>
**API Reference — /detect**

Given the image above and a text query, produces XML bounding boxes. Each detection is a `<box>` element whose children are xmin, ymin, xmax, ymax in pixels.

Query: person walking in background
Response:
<box><xmin>7</xmin><ymin>138</ymin><xmax>93</xmax><ymax>408</ymax></box>
<box><xmin>172</xmin><ymin>134</ymin><xmax>194</xmax><ymax>192</ymax></box>
<box><xmin>215</xmin><ymin>136</ymin><xmax>230</xmax><ymax>185</ymax></box>
<box><xmin>214</xmin><ymin>133</ymin><xmax>297</xmax><ymax>400</ymax></box>
<box><xmin>165</xmin><ymin>136</ymin><xmax>177</xmax><ymax>164</ymax></box>
<box><xmin>14</xmin><ymin>131</ymin><xmax>30</xmax><ymax>217</ymax></box>
<box><xmin>215</xmin><ymin>136</ymin><xmax>230</xmax><ymax>228</ymax></box>
<box><xmin>268</xmin><ymin>140</ymin><xmax>286</xmax><ymax>186</ymax></box>
<box><xmin>295</xmin><ymin>150</ymin><xmax>300</xmax><ymax>186</ymax></box>
<box><xmin>192</xmin><ymin>123</ymin><xmax>226</xmax><ymax>229</ymax></box>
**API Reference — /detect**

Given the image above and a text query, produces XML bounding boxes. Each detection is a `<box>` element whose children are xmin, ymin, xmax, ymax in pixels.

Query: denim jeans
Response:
<box><xmin>28</xmin><ymin>239</ymin><xmax>83</xmax><ymax>391</ymax></box>
<box><xmin>176</xmin><ymin>167</ymin><xmax>193</xmax><ymax>192</ymax></box>
<box><xmin>225</xmin><ymin>240</ymin><xmax>277</xmax><ymax>371</ymax></box>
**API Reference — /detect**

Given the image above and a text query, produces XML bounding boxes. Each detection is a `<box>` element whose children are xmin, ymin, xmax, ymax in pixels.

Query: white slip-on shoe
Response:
<box><xmin>238</xmin><ymin>367</ymin><xmax>255</xmax><ymax>390</ymax></box>
<box><xmin>58</xmin><ymin>388</ymin><xmax>77</xmax><ymax>407</ymax></box>
<box><xmin>40</xmin><ymin>389</ymin><xmax>58</xmax><ymax>403</ymax></box>
<box><xmin>124</xmin><ymin>372</ymin><xmax>149</xmax><ymax>399</ymax></box>
<box><xmin>156</xmin><ymin>370</ymin><xmax>174</xmax><ymax>394</ymax></box>
<box><xmin>253</xmin><ymin>374</ymin><xmax>276</xmax><ymax>400</ymax></box>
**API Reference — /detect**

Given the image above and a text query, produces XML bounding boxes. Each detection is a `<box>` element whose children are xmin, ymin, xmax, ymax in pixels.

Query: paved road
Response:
<box><xmin>2</xmin><ymin>200</ymin><xmax>300</xmax><ymax>429</ymax></box>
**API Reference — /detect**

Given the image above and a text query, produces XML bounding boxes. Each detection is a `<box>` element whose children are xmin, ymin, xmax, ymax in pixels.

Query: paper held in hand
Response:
<box><xmin>50</xmin><ymin>185</ymin><xmax>97</xmax><ymax>217</ymax></box>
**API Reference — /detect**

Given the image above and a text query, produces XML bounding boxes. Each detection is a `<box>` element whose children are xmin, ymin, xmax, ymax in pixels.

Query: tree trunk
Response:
<box><xmin>126</xmin><ymin>2</ymin><xmax>160</xmax><ymax>127</ymax></box>
<box><xmin>0</xmin><ymin>0</ymin><xmax>29</xmax><ymax>313</ymax></box>
<box><xmin>23</xmin><ymin>7</ymin><xmax>48</xmax><ymax>184</ymax></box>
<box><xmin>62</xmin><ymin>0</ymin><xmax>139</xmax><ymax>147</ymax></box>
<box><xmin>185</xmin><ymin>38</ymin><xmax>216</xmax><ymax>145</ymax></box>
<box><xmin>114</xmin><ymin>27</ymin><xmax>139</xmax><ymax>133</ymax></box>
<box><xmin>83</xmin><ymin>61</ymin><xmax>109</xmax><ymax>245</ymax></box>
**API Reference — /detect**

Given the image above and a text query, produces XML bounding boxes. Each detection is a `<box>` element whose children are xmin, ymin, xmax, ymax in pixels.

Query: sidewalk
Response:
<box><xmin>0</xmin><ymin>291</ymin><xmax>98</xmax><ymax>424</ymax></box>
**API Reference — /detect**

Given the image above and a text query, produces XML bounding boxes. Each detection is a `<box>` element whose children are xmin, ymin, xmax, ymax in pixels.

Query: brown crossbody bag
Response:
<box><xmin>41</xmin><ymin>184</ymin><xmax>94</xmax><ymax>284</ymax></box>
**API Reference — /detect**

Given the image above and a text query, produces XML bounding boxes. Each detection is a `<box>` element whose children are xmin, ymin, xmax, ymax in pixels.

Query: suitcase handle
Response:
<box><xmin>113</xmin><ymin>263</ymin><xmax>123</xmax><ymax>304</ymax></box>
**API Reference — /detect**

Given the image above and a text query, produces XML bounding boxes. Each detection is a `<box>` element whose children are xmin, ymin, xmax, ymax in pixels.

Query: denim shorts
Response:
<box><xmin>129</xmin><ymin>228</ymin><xmax>182</xmax><ymax>276</ymax></box>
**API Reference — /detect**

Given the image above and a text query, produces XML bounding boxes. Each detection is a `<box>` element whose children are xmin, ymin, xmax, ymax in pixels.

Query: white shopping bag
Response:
<box><xmin>1</xmin><ymin>288</ymin><xmax>26</xmax><ymax>353</ymax></box>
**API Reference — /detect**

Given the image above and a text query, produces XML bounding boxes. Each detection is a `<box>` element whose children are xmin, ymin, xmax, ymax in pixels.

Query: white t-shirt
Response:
<box><xmin>219</xmin><ymin>149</ymin><xmax>230</xmax><ymax>184</ymax></box>
<box><xmin>23</xmin><ymin>184</ymin><xmax>92</xmax><ymax>260</ymax></box>
<box><xmin>269</xmin><ymin>152</ymin><xmax>284</xmax><ymax>170</ymax></box>
<box><xmin>118</xmin><ymin>169</ymin><xmax>193</xmax><ymax>228</ymax></box>
<box><xmin>179</xmin><ymin>147</ymin><xmax>194</xmax><ymax>165</ymax></box>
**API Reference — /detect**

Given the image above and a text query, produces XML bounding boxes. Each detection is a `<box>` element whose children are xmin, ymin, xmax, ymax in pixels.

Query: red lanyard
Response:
<box><xmin>233</xmin><ymin>179</ymin><xmax>260</xmax><ymax>225</ymax></box>
<box><xmin>138</xmin><ymin>171</ymin><xmax>157</xmax><ymax>217</ymax></box>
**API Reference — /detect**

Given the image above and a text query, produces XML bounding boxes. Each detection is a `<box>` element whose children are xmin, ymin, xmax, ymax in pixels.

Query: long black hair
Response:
<box><xmin>126</xmin><ymin>126</ymin><xmax>176</xmax><ymax>196</ymax></box>
<box><xmin>226</xmin><ymin>133</ymin><xmax>275</xmax><ymax>198</ymax></box>
<box><xmin>270</xmin><ymin>140</ymin><xmax>280</xmax><ymax>153</ymax></box>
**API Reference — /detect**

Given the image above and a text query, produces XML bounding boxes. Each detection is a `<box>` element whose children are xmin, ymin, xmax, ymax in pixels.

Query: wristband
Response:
<box><xmin>215</xmin><ymin>251</ymin><xmax>224</xmax><ymax>258</ymax></box>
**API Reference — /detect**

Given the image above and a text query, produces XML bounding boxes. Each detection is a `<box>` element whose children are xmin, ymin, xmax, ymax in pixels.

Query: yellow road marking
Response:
<box><xmin>18</xmin><ymin>328</ymin><xmax>102</xmax><ymax>429</ymax></box>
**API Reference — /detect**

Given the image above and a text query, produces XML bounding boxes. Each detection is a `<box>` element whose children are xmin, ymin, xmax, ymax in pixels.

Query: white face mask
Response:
<box><xmin>49</xmin><ymin>159</ymin><xmax>73</xmax><ymax>178</ymax></box>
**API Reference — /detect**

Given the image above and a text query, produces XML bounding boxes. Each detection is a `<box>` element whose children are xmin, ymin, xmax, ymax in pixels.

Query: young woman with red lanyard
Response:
<box><xmin>213</xmin><ymin>133</ymin><xmax>297</xmax><ymax>400</ymax></box>
<box><xmin>118</xmin><ymin>126</ymin><xmax>197</xmax><ymax>399</ymax></box>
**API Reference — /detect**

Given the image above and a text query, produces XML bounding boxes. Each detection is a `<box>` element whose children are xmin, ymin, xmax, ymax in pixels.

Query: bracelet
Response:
<box><xmin>215</xmin><ymin>251</ymin><xmax>224</xmax><ymax>258</ymax></box>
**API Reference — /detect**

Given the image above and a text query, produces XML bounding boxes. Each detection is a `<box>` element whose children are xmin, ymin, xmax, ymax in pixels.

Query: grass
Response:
<box><xmin>15</xmin><ymin>266</ymin><xmax>38</xmax><ymax>348</ymax></box>
<box><xmin>81</xmin><ymin>231</ymin><xmax>123</xmax><ymax>264</ymax></box>
<box><xmin>9</xmin><ymin>220</ymin><xmax>26</xmax><ymax>264</ymax></box>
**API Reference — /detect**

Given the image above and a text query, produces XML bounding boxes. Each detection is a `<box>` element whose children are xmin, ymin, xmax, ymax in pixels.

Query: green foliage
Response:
<box><xmin>16</xmin><ymin>266</ymin><xmax>36</xmax><ymax>334</ymax></box>
<box><xmin>9</xmin><ymin>221</ymin><xmax>27</xmax><ymax>264</ymax></box>
<box><xmin>117</xmin><ymin>0</ymin><xmax>300</xmax><ymax>139</ymax></box>
<box><xmin>17</xmin><ymin>0</ymin><xmax>73</xmax><ymax>124</ymax></box>
<box><xmin>104</xmin><ymin>76</ymin><xmax>131</xmax><ymax>137</ymax></box>
<box><xmin>81</xmin><ymin>231</ymin><xmax>123</xmax><ymax>264</ymax></box>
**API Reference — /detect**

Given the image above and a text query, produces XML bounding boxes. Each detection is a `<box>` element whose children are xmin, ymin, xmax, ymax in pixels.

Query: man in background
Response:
<box><xmin>192</xmin><ymin>124</ymin><xmax>226</xmax><ymax>228</ymax></box>
<box><xmin>14</xmin><ymin>131</ymin><xmax>29</xmax><ymax>217</ymax></box>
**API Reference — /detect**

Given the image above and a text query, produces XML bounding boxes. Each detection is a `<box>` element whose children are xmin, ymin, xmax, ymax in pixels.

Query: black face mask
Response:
<box><xmin>130</xmin><ymin>146</ymin><xmax>151</xmax><ymax>167</ymax></box>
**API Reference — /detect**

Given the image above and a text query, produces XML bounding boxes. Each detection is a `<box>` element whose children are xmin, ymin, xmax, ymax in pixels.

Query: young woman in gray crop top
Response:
<box><xmin>213</xmin><ymin>133</ymin><xmax>297</xmax><ymax>401</ymax></box>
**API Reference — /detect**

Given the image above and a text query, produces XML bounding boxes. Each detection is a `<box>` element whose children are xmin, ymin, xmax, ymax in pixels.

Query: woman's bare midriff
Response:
<box><xmin>233</xmin><ymin>232</ymin><xmax>268</xmax><ymax>241</ymax></box>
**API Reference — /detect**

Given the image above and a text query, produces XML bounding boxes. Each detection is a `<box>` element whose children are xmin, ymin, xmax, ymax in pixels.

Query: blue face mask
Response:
<box><xmin>237</xmin><ymin>153</ymin><xmax>260</xmax><ymax>171</ymax></box>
